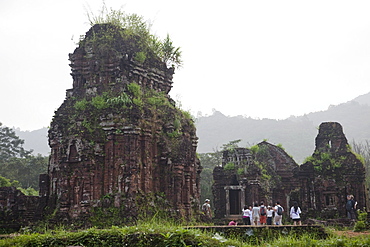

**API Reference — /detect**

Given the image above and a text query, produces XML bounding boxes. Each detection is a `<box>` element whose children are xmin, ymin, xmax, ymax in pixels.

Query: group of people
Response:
<box><xmin>233</xmin><ymin>201</ymin><xmax>302</xmax><ymax>226</ymax></box>
<box><xmin>204</xmin><ymin>194</ymin><xmax>358</xmax><ymax>225</ymax></box>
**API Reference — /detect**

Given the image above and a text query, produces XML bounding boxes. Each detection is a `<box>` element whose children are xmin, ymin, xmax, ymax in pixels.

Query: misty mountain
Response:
<box><xmin>196</xmin><ymin>92</ymin><xmax>370</xmax><ymax>163</ymax></box>
<box><xmin>14</xmin><ymin>127</ymin><xmax>49</xmax><ymax>156</ymax></box>
<box><xmin>11</xmin><ymin>92</ymin><xmax>370</xmax><ymax>163</ymax></box>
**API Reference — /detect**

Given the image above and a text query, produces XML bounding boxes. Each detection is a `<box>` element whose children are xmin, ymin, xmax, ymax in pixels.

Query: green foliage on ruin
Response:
<box><xmin>250</xmin><ymin>143</ymin><xmax>284</xmax><ymax>191</ymax></box>
<box><xmin>69</xmin><ymin>81</ymin><xmax>195</xmax><ymax>164</ymax></box>
<box><xmin>106</xmin><ymin>93</ymin><xmax>132</xmax><ymax>107</ymax></box>
<box><xmin>249</xmin><ymin>144</ymin><xmax>259</xmax><ymax>155</ymax></box>
<box><xmin>0</xmin><ymin>175</ymin><xmax>19</xmax><ymax>187</ymax></box>
<box><xmin>304</xmin><ymin>152</ymin><xmax>350</xmax><ymax>173</ymax></box>
<box><xmin>74</xmin><ymin>91</ymin><xmax>132</xmax><ymax>112</ymax></box>
<box><xmin>223</xmin><ymin>162</ymin><xmax>235</xmax><ymax>171</ymax></box>
<box><xmin>126</xmin><ymin>81</ymin><xmax>141</xmax><ymax>96</ymax></box>
<box><xmin>84</xmin><ymin>4</ymin><xmax>182</xmax><ymax>68</ymax></box>
<box><xmin>237</xmin><ymin>168</ymin><xmax>244</xmax><ymax>175</ymax></box>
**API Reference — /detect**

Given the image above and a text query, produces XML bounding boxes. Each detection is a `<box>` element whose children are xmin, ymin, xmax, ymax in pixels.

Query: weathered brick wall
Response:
<box><xmin>299</xmin><ymin>122</ymin><xmax>367</xmax><ymax>218</ymax></box>
<box><xmin>213</xmin><ymin>143</ymin><xmax>299</xmax><ymax>218</ymax></box>
<box><xmin>0</xmin><ymin>187</ymin><xmax>40</xmax><ymax>230</ymax></box>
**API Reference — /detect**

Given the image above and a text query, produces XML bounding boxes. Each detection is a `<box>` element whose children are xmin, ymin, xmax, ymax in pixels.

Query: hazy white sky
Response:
<box><xmin>1</xmin><ymin>0</ymin><xmax>370</xmax><ymax>131</ymax></box>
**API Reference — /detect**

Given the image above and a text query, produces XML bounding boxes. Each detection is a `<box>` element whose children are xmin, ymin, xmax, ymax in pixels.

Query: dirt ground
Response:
<box><xmin>334</xmin><ymin>230</ymin><xmax>370</xmax><ymax>238</ymax></box>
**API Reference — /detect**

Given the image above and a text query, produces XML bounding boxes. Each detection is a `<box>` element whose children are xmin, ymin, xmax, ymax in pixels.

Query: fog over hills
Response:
<box><xmin>196</xmin><ymin>92</ymin><xmax>370</xmax><ymax>163</ymax></box>
<box><xmin>13</xmin><ymin>92</ymin><xmax>370</xmax><ymax>163</ymax></box>
<box><xmin>14</xmin><ymin>127</ymin><xmax>49</xmax><ymax>156</ymax></box>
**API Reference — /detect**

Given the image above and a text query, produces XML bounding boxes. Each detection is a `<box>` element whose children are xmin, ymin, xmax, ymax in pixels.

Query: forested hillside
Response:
<box><xmin>196</xmin><ymin>92</ymin><xmax>370</xmax><ymax>163</ymax></box>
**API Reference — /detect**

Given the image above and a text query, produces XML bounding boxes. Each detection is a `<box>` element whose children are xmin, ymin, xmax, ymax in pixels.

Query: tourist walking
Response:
<box><xmin>242</xmin><ymin>205</ymin><xmax>252</xmax><ymax>225</ymax></box>
<box><xmin>202</xmin><ymin>199</ymin><xmax>212</xmax><ymax>221</ymax></box>
<box><xmin>266</xmin><ymin>206</ymin><xmax>274</xmax><ymax>225</ymax></box>
<box><xmin>252</xmin><ymin>203</ymin><xmax>260</xmax><ymax>225</ymax></box>
<box><xmin>290</xmin><ymin>201</ymin><xmax>302</xmax><ymax>225</ymax></box>
<box><xmin>259</xmin><ymin>202</ymin><xmax>267</xmax><ymax>225</ymax></box>
<box><xmin>274</xmin><ymin>201</ymin><xmax>284</xmax><ymax>225</ymax></box>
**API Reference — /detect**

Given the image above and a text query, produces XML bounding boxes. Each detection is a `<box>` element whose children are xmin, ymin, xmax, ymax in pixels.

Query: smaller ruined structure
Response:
<box><xmin>213</xmin><ymin>142</ymin><xmax>299</xmax><ymax>219</ymax></box>
<box><xmin>297</xmin><ymin>122</ymin><xmax>367</xmax><ymax>218</ymax></box>
<box><xmin>213</xmin><ymin>122</ymin><xmax>367</xmax><ymax>220</ymax></box>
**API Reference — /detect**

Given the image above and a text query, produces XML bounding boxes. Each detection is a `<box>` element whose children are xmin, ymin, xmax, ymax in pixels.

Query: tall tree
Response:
<box><xmin>199</xmin><ymin>152</ymin><xmax>222</xmax><ymax>203</ymax></box>
<box><xmin>0</xmin><ymin>122</ymin><xmax>32</xmax><ymax>160</ymax></box>
<box><xmin>0</xmin><ymin>155</ymin><xmax>48</xmax><ymax>189</ymax></box>
<box><xmin>0</xmin><ymin>122</ymin><xmax>47</xmax><ymax>192</ymax></box>
<box><xmin>351</xmin><ymin>140</ymin><xmax>370</xmax><ymax>191</ymax></box>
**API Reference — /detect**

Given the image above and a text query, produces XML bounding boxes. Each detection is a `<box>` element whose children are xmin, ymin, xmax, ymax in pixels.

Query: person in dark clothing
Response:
<box><xmin>346</xmin><ymin>195</ymin><xmax>357</xmax><ymax>220</ymax></box>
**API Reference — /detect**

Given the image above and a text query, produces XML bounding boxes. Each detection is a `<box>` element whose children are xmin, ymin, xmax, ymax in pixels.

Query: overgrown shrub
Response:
<box><xmin>354</xmin><ymin>209</ymin><xmax>368</xmax><ymax>232</ymax></box>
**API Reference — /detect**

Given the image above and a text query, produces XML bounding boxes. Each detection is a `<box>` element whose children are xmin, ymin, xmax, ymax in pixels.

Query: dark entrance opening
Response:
<box><xmin>229</xmin><ymin>189</ymin><xmax>241</xmax><ymax>215</ymax></box>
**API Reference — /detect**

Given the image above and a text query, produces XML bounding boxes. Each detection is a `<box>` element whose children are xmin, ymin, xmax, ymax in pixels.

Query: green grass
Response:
<box><xmin>1</xmin><ymin>219</ymin><xmax>369</xmax><ymax>247</ymax></box>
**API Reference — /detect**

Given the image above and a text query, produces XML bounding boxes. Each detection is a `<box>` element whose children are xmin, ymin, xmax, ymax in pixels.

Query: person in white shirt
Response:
<box><xmin>266</xmin><ymin>206</ymin><xmax>274</xmax><ymax>225</ymax></box>
<box><xmin>290</xmin><ymin>201</ymin><xmax>302</xmax><ymax>225</ymax></box>
<box><xmin>252</xmin><ymin>203</ymin><xmax>260</xmax><ymax>225</ymax></box>
<box><xmin>202</xmin><ymin>199</ymin><xmax>212</xmax><ymax>221</ymax></box>
<box><xmin>242</xmin><ymin>205</ymin><xmax>252</xmax><ymax>225</ymax></box>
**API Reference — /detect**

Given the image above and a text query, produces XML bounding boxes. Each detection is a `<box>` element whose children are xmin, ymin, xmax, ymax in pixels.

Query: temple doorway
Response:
<box><xmin>224</xmin><ymin>185</ymin><xmax>245</xmax><ymax>217</ymax></box>
<box><xmin>229</xmin><ymin>189</ymin><xmax>241</xmax><ymax>214</ymax></box>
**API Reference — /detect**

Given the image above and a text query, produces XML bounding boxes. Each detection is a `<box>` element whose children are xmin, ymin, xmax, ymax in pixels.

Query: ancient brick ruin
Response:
<box><xmin>298</xmin><ymin>122</ymin><xmax>367</xmax><ymax>218</ymax></box>
<box><xmin>0</xmin><ymin>187</ymin><xmax>40</xmax><ymax>231</ymax></box>
<box><xmin>213</xmin><ymin>122</ymin><xmax>367</xmax><ymax>220</ymax></box>
<box><xmin>0</xmin><ymin>23</ymin><xmax>201</xmax><ymax>228</ymax></box>
<box><xmin>43</xmin><ymin>24</ymin><xmax>201</xmax><ymax>222</ymax></box>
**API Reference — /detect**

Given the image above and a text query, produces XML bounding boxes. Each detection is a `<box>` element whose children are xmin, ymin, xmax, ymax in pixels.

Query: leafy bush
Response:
<box><xmin>91</xmin><ymin>95</ymin><xmax>109</xmax><ymax>109</ymax></box>
<box><xmin>250</xmin><ymin>144</ymin><xmax>259</xmax><ymax>155</ymax></box>
<box><xmin>106</xmin><ymin>93</ymin><xmax>132</xmax><ymax>107</ymax></box>
<box><xmin>127</xmin><ymin>83</ymin><xmax>142</xmax><ymax>98</ymax></box>
<box><xmin>224</xmin><ymin>162</ymin><xmax>235</xmax><ymax>171</ymax></box>
<box><xmin>74</xmin><ymin>98</ymin><xmax>89</xmax><ymax>111</ymax></box>
<box><xmin>354</xmin><ymin>209</ymin><xmax>368</xmax><ymax>232</ymax></box>
<box><xmin>237</xmin><ymin>168</ymin><xmax>244</xmax><ymax>175</ymax></box>
<box><xmin>134</xmin><ymin>51</ymin><xmax>146</xmax><ymax>63</ymax></box>
<box><xmin>0</xmin><ymin>175</ymin><xmax>19</xmax><ymax>187</ymax></box>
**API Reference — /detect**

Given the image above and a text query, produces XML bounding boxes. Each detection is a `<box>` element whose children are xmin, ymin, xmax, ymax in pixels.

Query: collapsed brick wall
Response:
<box><xmin>0</xmin><ymin>187</ymin><xmax>40</xmax><ymax>230</ymax></box>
